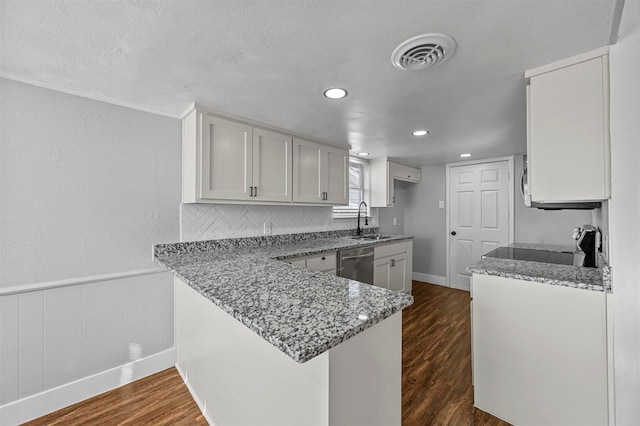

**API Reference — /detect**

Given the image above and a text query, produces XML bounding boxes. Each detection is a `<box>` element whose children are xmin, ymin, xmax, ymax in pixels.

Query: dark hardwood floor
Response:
<box><xmin>402</xmin><ymin>281</ymin><xmax>509</xmax><ymax>426</ymax></box>
<box><xmin>25</xmin><ymin>281</ymin><xmax>508</xmax><ymax>425</ymax></box>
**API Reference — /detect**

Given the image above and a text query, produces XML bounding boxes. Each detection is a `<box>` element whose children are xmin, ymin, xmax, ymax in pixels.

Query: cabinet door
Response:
<box><xmin>200</xmin><ymin>115</ymin><xmax>253</xmax><ymax>200</ymax></box>
<box><xmin>252</xmin><ymin>129</ymin><xmax>293</xmax><ymax>202</ymax></box>
<box><xmin>373</xmin><ymin>258</ymin><xmax>391</xmax><ymax>290</ymax></box>
<box><xmin>370</xmin><ymin>160</ymin><xmax>394</xmax><ymax>207</ymax></box>
<box><xmin>324</xmin><ymin>147</ymin><xmax>349</xmax><ymax>205</ymax></box>
<box><xmin>293</xmin><ymin>138</ymin><xmax>323</xmax><ymax>203</ymax></box>
<box><xmin>388</xmin><ymin>254</ymin><xmax>407</xmax><ymax>292</ymax></box>
<box><xmin>393</xmin><ymin>163</ymin><xmax>421</xmax><ymax>183</ymax></box>
<box><xmin>528</xmin><ymin>56</ymin><xmax>609</xmax><ymax>202</ymax></box>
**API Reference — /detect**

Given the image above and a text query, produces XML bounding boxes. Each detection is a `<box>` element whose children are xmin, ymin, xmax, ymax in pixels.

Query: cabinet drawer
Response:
<box><xmin>306</xmin><ymin>253</ymin><xmax>336</xmax><ymax>273</ymax></box>
<box><xmin>374</xmin><ymin>242</ymin><xmax>407</xmax><ymax>260</ymax></box>
<box><xmin>286</xmin><ymin>257</ymin><xmax>307</xmax><ymax>267</ymax></box>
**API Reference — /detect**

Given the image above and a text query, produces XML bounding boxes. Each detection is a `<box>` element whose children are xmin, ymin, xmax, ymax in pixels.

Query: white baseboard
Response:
<box><xmin>175</xmin><ymin>364</ymin><xmax>214</xmax><ymax>426</ymax></box>
<box><xmin>0</xmin><ymin>348</ymin><xmax>176</xmax><ymax>426</ymax></box>
<box><xmin>412</xmin><ymin>272</ymin><xmax>447</xmax><ymax>287</ymax></box>
<box><xmin>450</xmin><ymin>283</ymin><xmax>471</xmax><ymax>292</ymax></box>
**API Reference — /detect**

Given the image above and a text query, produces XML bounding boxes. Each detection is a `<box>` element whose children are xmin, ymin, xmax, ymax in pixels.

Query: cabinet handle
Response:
<box><xmin>254</xmin><ymin>186</ymin><xmax>258</xmax><ymax>197</ymax></box>
<box><xmin>249</xmin><ymin>186</ymin><xmax>254</xmax><ymax>197</ymax></box>
<box><xmin>391</xmin><ymin>259</ymin><xmax>396</xmax><ymax>267</ymax></box>
<box><xmin>321</xmin><ymin>256</ymin><xmax>326</xmax><ymax>260</ymax></box>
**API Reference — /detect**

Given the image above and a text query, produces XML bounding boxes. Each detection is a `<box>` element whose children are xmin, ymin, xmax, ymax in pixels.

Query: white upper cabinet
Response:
<box><xmin>370</xmin><ymin>159</ymin><xmax>394</xmax><ymax>207</ymax></box>
<box><xmin>293</xmin><ymin>138</ymin><xmax>348</xmax><ymax>205</ymax></box>
<box><xmin>252</xmin><ymin>128</ymin><xmax>292</xmax><ymax>202</ymax></box>
<box><xmin>324</xmin><ymin>146</ymin><xmax>349</xmax><ymax>205</ymax></box>
<box><xmin>182</xmin><ymin>105</ymin><xmax>347</xmax><ymax>205</ymax></box>
<box><xmin>292</xmin><ymin>138</ymin><xmax>323</xmax><ymax>203</ymax></box>
<box><xmin>526</xmin><ymin>48</ymin><xmax>611</xmax><ymax>203</ymax></box>
<box><xmin>200</xmin><ymin>114</ymin><xmax>253</xmax><ymax>201</ymax></box>
<box><xmin>393</xmin><ymin>162</ymin><xmax>421</xmax><ymax>183</ymax></box>
<box><xmin>370</xmin><ymin>158</ymin><xmax>421</xmax><ymax>207</ymax></box>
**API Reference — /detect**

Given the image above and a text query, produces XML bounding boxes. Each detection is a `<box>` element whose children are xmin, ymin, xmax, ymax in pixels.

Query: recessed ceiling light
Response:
<box><xmin>323</xmin><ymin>88</ymin><xmax>347</xmax><ymax>99</ymax></box>
<box><xmin>412</xmin><ymin>130</ymin><xmax>429</xmax><ymax>136</ymax></box>
<box><xmin>358</xmin><ymin>152</ymin><xmax>370</xmax><ymax>156</ymax></box>
<box><xmin>460</xmin><ymin>153</ymin><xmax>472</xmax><ymax>158</ymax></box>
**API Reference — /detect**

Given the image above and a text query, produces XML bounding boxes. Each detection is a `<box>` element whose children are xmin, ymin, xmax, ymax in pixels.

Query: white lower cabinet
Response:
<box><xmin>472</xmin><ymin>273</ymin><xmax>608</xmax><ymax>425</ymax></box>
<box><xmin>286</xmin><ymin>253</ymin><xmax>336</xmax><ymax>275</ymax></box>
<box><xmin>373</xmin><ymin>241</ymin><xmax>412</xmax><ymax>293</ymax></box>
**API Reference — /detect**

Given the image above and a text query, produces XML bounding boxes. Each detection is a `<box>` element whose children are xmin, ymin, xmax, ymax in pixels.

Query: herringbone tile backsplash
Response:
<box><xmin>181</xmin><ymin>204</ymin><xmax>377</xmax><ymax>241</ymax></box>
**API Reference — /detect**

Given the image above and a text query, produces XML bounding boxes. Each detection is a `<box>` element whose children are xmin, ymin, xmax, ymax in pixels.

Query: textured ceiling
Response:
<box><xmin>0</xmin><ymin>0</ymin><xmax>616</xmax><ymax>165</ymax></box>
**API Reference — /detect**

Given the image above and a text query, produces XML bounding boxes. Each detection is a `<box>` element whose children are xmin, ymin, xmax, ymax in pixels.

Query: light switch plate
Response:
<box><xmin>438</xmin><ymin>200</ymin><xmax>445</xmax><ymax>209</ymax></box>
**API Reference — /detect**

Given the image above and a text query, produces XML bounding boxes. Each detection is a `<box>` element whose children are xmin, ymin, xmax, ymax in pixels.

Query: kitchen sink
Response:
<box><xmin>349</xmin><ymin>234</ymin><xmax>392</xmax><ymax>241</ymax></box>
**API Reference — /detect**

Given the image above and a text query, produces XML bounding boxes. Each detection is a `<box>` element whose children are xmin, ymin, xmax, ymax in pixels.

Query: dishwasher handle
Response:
<box><xmin>340</xmin><ymin>252</ymin><xmax>374</xmax><ymax>261</ymax></box>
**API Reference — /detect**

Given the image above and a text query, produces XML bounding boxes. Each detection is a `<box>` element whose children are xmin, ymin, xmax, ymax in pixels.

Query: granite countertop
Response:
<box><xmin>467</xmin><ymin>243</ymin><xmax>611</xmax><ymax>292</ymax></box>
<box><xmin>153</xmin><ymin>231</ymin><xmax>414</xmax><ymax>363</ymax></box>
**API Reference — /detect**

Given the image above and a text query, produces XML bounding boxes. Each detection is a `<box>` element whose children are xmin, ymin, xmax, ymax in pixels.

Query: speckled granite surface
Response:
<box><xmin>154</xmin><ymin>228</ymin><xmax>380</xmax><ymax>257</ymax></box>
<box><xmin>468</xmin><ymin>243</ymin><xmax>611</xmax><ymax>292</ymax></box>
<box><xmin>154</xmin><ymin>232</ymin><xmax>414</xmax><ymax>363</ymax></box>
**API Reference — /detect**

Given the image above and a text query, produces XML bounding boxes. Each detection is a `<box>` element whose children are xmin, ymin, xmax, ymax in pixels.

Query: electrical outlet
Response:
<box><xmin>263</xmin><ymin>222</ymin><xmax>272</xmax><ymax>235</ymax></box>
<box><xmin>393</xmin><ymin>217</ymin><xmax>397</xmax><ymax>226</ymax></box>
<box><xmin>438</xmin><ymin>200</ymin><xmax>445</xmax><ymax>209</ymax></box>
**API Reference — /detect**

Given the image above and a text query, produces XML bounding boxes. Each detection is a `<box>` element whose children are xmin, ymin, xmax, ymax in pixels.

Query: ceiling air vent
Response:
<box><xmin>391</xmin><ymin>33</ymin><xmax>457</xmax><ymax>71</ymax></box>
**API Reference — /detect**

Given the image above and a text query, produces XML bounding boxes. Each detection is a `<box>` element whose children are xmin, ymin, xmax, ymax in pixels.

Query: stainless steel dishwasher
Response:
<box><xmin>337</xmin><ymin>247</ymin><xmax>374</xmax><ymax>284</ymax></box>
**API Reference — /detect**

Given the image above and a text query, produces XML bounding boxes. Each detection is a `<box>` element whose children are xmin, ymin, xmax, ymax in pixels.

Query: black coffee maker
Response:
<box><xmin>573</xmin><ymin>225</ymin><xmax>600</xmax><ymax>267</ymax></box>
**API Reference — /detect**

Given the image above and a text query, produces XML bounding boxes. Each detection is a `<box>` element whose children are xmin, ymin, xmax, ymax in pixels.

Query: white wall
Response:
<box><xmin>609</xmin><ymin>1</ymin><xmax>640</xmax><ymax>423</ymax></box>
<box><xmin>0</xmin><ymin>79</ymin><xmax>181</xmax><ymax>422</ymax></box>
<box><xmin>0</xmin><ymin>79</ymin><xmax>180</xmax><ymax>287</ymax></box>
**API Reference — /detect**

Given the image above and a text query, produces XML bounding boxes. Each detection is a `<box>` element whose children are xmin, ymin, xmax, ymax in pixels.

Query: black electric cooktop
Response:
<box><xmin>483</xmin><ymin>247</ymin><xmax>575</xmax><ymax>266</ymax></box>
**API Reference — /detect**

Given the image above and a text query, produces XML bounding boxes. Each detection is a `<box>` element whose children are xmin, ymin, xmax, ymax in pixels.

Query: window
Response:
<box><xmin>333</xmin><ymin>160</ymin><xmax>366</xmax><ymax>218</ymax></box>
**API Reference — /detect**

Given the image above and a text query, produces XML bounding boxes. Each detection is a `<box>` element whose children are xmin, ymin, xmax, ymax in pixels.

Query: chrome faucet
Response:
<box><xmin>357</xmin><ymin>201</ymin><xmax>368</xmax><ymax>236</ymax></box>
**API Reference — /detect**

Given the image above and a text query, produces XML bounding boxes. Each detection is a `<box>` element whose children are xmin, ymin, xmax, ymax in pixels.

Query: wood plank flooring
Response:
<box><xmin>402</xmin><ymin>281</ymin><xmax>510</xmax><ymax>426</ymax></box>
<box><xmin>23</xmin><ymin>368</ymin><xmax>207</xmax><ymax>426</ymax></box>
<box><xmin>25</xmin><ymin>281</ymin><xmax>508</xmax><ymax>426</ymax></box>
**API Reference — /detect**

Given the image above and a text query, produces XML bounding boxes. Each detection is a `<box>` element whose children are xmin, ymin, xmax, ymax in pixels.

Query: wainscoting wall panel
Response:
<box><xmin>0</xmin><ymin>270</ymin><xmax>174</xmax><ymax>413</ymax></box>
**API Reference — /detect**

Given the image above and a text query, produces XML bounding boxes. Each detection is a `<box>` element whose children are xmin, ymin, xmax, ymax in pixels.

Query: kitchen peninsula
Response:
<box><xmin>154</xmin><ymin>230</ymin><xmax>414</xmax><ymax>426</ymax></box>
<box><xmin>468</xmin><ymin>243</ymin><xmax>612</xmax><ymax>425</ymax></box>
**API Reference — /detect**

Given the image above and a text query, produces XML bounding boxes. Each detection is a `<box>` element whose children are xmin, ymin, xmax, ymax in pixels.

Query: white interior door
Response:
<box><xmin>448</xmin><ymin>160</ymin><xmax>511</xmax><ymax>290</ymax></box>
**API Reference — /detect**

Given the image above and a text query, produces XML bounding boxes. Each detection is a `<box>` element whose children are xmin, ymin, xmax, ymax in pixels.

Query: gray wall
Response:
<box><xmin>404</xmin><ymin>165</ymin><xmax>447</xmax><ymax>277</ymax></box>
<box><xmin>378</xmin><ymin>185</ymin><xmax>406</xmax><ymax>235</ymax></box>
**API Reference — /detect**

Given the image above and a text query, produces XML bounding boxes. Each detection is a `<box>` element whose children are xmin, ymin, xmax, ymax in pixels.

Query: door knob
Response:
<box><xmin>451</xmin><ymin>231</ymin><xmax>457</xmax><ymax>236</ymax></box>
